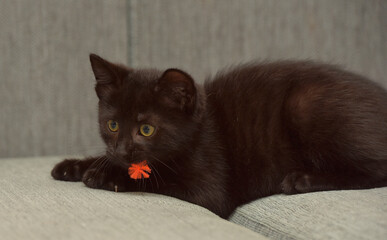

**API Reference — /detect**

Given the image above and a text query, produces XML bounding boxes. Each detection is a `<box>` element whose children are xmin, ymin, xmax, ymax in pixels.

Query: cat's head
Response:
<box><xmin>89</xmin><ymin>54</ymin><xmax>206</xmax><ymax>167</ymax></box>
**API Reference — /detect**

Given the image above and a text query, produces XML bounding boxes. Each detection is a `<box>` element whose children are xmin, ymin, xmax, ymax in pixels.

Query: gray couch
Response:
<box><xmin>1</xmin><ymin>1</ymin><xmax>386</xmax><ymax>239</ymax></box>
<box><xmin>1</xmin><ymin>157</ymin><xmax>386</xmax><ymax>240</ymax></box>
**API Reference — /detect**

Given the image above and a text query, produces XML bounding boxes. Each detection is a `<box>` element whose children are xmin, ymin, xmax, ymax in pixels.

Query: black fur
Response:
<box><xmin>52</xmin><ymin>55</ymin><xmax>387</xmax><ymax>218</ymax></box>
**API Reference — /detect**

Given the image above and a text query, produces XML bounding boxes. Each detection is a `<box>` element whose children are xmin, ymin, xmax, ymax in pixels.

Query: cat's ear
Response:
<box><xmin>155</xmin><ymin>69</ymin><xmax>196</xmax><ymax>114</ymax></box>
<box><xmin>89</xmin><ymin>54</ymin><xmax>130</xmax><ymax>99</ymax></box>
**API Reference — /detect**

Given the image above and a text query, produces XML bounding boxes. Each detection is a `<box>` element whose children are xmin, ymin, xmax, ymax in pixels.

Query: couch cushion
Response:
<box><xmin>0</xmin><ymin>156</ymin><xmax>266</xmax><ymax>240</ymax></box>
<box><xmin>230</xmin><ymin>187</ymin><xmax>387</xmax><ymax>240</ymax></box>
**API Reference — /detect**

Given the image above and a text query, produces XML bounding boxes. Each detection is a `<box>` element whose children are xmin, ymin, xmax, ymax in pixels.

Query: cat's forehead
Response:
<box><xmin>116</xmin><ymin>69</ymin><xmax>162</xmax><ymax>113</ymax></box>
<box><xmin>125</xmin><ymin>68</ymin><xmax>161</xmax><ymax>93</ymax></box>
<box><xmin>129</xmin><ymin>69</ymin><xmax>162</xmax><ymax>82</ymax></box>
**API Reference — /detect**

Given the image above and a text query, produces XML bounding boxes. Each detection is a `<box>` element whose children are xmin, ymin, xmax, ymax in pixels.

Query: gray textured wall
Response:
<box><xmin>0</xmin><ymin>0</ymin><xmax>128</xmax><ymax>158</ymax></box>
<box><xmin>1</xmin><ymin>0</ymin><xmax>386</xmax><ymax>158</ymax></box>
<box><xmin>130</xmin><ymin>0</ymin><xmax>386</xmax><ymax>85</ymax></box>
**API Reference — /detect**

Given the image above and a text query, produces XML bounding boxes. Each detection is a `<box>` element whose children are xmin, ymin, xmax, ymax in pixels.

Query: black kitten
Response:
<box><xmin>52</xmin><ymin>54</ymin><xmax>387</xmax><ymax>218</ymax></box>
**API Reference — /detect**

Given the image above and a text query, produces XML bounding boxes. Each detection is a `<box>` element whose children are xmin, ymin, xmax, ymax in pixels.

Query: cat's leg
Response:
<box><xmin>51</xmin><ymin>157</ymin><xmax>99</xmax><ymax>181</ymax></box>
<box><xmin>51</xmin><ymin>155</ymin><xmax>151</xmax><ymax>192</ymax></box>
<box><xmin>79</xmin><ymin>160</ymin><xmax>236</xmax><ymax>217</ymax></box>
<box><xmin>281</xmin><ymin>163</ymin><xmax>387</xmax><ymax>194</ymax></box>
<box><xmin>81</xmin><ymin>159</ymin><xmax>133</xmax><ymax>192</ymax></box>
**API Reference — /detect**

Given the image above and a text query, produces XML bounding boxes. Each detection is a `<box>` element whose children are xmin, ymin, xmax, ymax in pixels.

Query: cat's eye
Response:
<box><xmin>107</xmin><ymin>120</ymin><xmax>119</xmax><ymax>132</ymax></box>
<box><xmin>139</xmin><ymin>124</ymin><xmax>155</xmax><ymax>137</ymax></box>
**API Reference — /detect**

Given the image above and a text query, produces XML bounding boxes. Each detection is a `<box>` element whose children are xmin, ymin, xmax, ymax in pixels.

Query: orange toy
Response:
<box><xmin>128</xmin><ymin>160</ymin><xmax>151</xmax><ymax>179</ymax></box>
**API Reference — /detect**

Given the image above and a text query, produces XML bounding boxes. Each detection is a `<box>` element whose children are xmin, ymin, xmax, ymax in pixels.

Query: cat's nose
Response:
<box><xmin>116</xmin><ymin>143</ymin><xmax>128</xmax><ymax>157</ymax></box>
<box><xmin>116</xmin><ymin>142</ymin><xmax>133</xmax><ymax>160</ymax></box>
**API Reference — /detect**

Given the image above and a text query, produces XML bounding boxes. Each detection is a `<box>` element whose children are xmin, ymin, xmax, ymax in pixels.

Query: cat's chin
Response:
<box><xmin>105</xmin><ymin>152</ymin><xmax>130</xmax><ymax>168</ymax></box>
<box><xmin>114</xmin><ymin>159</ymin><xmax>130</xmax><ymax>169</ymax></box>
<box><xmin>106</xmin><ymin>152</ymin><xmax>150</xmax><ymax>168</ymax></box>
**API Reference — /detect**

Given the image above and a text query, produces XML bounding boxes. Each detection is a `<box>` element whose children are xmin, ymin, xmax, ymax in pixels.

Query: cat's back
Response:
<box><xmin>204</xmin><ymin>60</ymin><xmax>386</xmax><ymax>137</ymax></box>
<box><xmin>204</xmin><ymin>60</ymin><xmax>387</xmax><ymax>200</ymax></box>
<box><xmin>204</xmin><ymin>60</ymin><xmax>373</xmax><ymax>95</ymax></box>
<box><xmin>204</xmin><ymin>60</ymin><xmax>351</xmax><ymax>134</ymax></box>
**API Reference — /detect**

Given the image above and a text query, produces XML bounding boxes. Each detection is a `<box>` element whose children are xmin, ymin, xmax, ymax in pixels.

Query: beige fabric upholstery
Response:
<box><xmin>230</xmin><ymin>188</ymin><xmax>387</xmax><ymax>240</ymax></box>
<box><xmin>0</xmin><ymin>156</ymin><xmax>266</xmax><ymax>240</ymax></box>
<box><xmin>2</xmin><ymin>156</ymin><xmax>386</xmax><ymax>240</ymax></box>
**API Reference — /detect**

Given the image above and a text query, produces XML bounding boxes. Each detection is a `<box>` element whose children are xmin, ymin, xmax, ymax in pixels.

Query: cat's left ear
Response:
<box><xmin>155</xmin><ymin>69</ymin><xmax>196</xmax><ymax>114</ymax></box>
<box><xmin>89</xmin><ymin>54</ymin><xmax>130</xmax><ymax>99</ymax></box>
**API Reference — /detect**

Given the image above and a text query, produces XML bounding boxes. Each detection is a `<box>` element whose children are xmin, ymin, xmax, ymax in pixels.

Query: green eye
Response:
<box><xmin>140</xmin><ymin>124</ymin><xmax>155</xmax><ymax>137</ymax></box>
<box><xmin>107</xmin><ymin>120</ymin><xmax>119</xmax><ymax>132</ymax></box>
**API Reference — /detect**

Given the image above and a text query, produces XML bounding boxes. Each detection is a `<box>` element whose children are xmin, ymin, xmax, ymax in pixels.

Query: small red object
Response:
<box><xmin>128</xmin><ymin>160</ymin><xmax>151</xmax><ymax>179</ymax></box>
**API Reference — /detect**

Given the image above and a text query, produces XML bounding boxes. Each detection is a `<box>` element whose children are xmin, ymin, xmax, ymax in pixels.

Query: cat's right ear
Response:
<box><xmin>155</xmin><ymin>69</ymin><xmax>197</xmax><ymax>114</ymax></box>
<box><xmin>89</xmin><ymin>54</ymin><xmax>130</xmax><ymax>99</ymax></box>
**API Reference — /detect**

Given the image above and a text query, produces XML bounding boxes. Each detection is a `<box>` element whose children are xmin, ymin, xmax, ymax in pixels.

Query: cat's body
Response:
<box><xmin>52</xmin><ymin>55</ymin><xmax>387</xmax><ymax>218</ymax></box>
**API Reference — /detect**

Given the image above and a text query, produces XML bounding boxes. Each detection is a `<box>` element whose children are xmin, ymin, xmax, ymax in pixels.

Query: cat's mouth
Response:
<box><xmin>106</xmin><ymin>151</ymin><xmax>147</xmax><ymax>167</ymax></box>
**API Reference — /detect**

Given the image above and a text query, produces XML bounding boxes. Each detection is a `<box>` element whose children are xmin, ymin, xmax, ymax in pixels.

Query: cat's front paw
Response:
<box><xmin>281</xmin><ymin>172</ymin><xmax>313</xmax><ymax>194</ymax></box>
<box><xmin>82</xmin><ymin>168</ymin><xmax>129</xmax><ymax>192</ymax></box>
<box><xmin>51</xmin><ymin>159</ymin><xmax>83</xmax><ymax>181</ymax></box>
